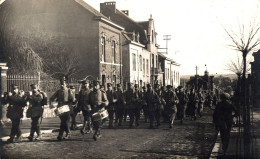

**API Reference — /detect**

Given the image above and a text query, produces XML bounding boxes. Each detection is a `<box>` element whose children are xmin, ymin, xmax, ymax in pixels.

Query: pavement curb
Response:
<box><xmin>209</xmin><ymin>132</ymin><xmax>221</xmax><ymax>158</ymax></box>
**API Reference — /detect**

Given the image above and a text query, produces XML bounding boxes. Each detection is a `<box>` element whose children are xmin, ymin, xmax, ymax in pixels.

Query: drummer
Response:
<box><xmin>50</xmin><ymin>77</ymin><xmax>74</xmax><ymax>141</ymax></box>
<box><xmin>89</xmin><ymin>80</ymin><xmax>109</xmax><ymax>141</ymax></box>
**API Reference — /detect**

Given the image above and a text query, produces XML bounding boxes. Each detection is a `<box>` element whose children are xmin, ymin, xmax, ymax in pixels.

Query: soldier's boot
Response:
<box><xmin>81</xmin><ymin>121</ymin><xmax>87</xmax><ymax>135</ymax></box>
<box><xmin>169</xmin><ymin>120</ymin><xmax>173</xmax><ymax>128</ymax></box>
<box><xmin>7</xmin><ymin>137</ymin><xmax>14</xmax><ymax>143</ymax></box>
<box><xmin>109</xmin><ymin>120</ymin><xmax>114</xmax><ymax>129</ymax></box>
<box><xmin>16</xmin><ymin>131</ymin><xmax>22</xmax><ymax>141</ymax></box>
<box><xmin>57</xmin><ymin>136</ymin><xmax>62</xmax><ymax>141</ymax></box>
<box><xmin>63</xmin><ymin>133</ymin><xmax>71</xmax><ymax>140</ymax></box>
<box><xmin>28</xmin><ymin>129</ymin><xmax>34</xmax><ymax>141</ymax></box>
<box><xmin>35</xmin><ymin>126</ymin><xmax>42</xmax><ymax>140</ymax></box>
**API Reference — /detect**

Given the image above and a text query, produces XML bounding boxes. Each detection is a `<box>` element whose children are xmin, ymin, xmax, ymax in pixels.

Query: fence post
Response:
<box><xmin>0</xmin><ymin>62</ymin><xmax>8</xmax><ymax>122</ymax></box>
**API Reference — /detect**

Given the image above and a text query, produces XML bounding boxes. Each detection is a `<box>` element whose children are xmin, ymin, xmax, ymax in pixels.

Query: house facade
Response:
<box><xmin>251</xmin><ymin>49</ymin><xmax>260</xmax><ymax>107</ymax></box>
<box><xmin>0</xmin><ymin>0</ymin><xmax>124</xmax><ymax>88</ymax></box>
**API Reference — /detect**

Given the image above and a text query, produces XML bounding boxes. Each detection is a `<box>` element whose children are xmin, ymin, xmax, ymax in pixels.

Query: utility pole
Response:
<box><xmin>163</xmin><ymin>35</ymin><xmax>171</xmax><ymax>54</ymax></box>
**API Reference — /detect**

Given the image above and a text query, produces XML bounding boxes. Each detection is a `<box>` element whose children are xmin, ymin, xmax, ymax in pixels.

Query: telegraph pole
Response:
<box><xmin>163</xmin><ymin>35</ymin><xmax>171</xmax><ymax>54</ymax></box>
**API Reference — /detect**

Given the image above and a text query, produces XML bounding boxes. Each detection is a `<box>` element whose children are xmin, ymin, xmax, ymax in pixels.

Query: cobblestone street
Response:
<box><xmin>1</xmin><ymin>108</ymin><xmax>217</xmax><ymax>159</ymax></box>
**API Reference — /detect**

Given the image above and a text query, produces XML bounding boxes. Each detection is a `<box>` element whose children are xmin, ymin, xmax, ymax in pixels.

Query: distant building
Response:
<box><xmin>187</xmin><ymin>70</ymin><xmax>214</xmax><ymax>92</ymax></box>
<box><xmin>158</xmin><ymin>53</ymin><xmax>180</xmax><ymax>87</ymax></box>
<box><xmin>251</xmin><ymin>49</ymin><xmax>260</xmax><ymax>107</ymax></box>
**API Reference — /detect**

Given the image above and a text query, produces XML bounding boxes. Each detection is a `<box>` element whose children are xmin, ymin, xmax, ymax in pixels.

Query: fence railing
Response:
<box><xmin>7</xmin><ymin>74</ymin><xmax>39</xmax><ymax>92</ymax></box>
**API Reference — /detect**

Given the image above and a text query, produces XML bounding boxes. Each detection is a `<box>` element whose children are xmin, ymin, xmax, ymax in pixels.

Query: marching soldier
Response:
<box><xmin>197</xmin><ymin>89</ymin><xmax>205</xmax><ymax>118</ymax></box>
<box><xmin>188</xmin><ymin>88</ymin><xmax>199</xmax><ymax>121</ymax></box>
<box><xmin>89</xmin><ymin>80</ymin><xmax>109</xmax><ymax>141</ymax></box>
<box><xmin>145</xmin><ymin>84</ymin><xmax>160</xmax><ymax>129</ymax></box>
<box><xmin>141</xmin><ymin>86</ymin><xmax>149</xmax><ymax>123</ymax></box>
<box><xmin>50</xmin><ymin>78</ymin><xmax>74</xmax><ymax>141</ymax></box>
<box><xmin>27</xmin><ymin>84</ymin><xmax>44</xmax><ymax>141</ymax></box>
<box><xmin>176</xmin><ymin>86</ymin><xmax>188</xmax><ymax>124</ymax></box>
<box><xmin>106</xmin><ymin>83</ymin><xmax>117</xmax><ymax>128</ymax></box>
<box><xmin>78</xmin><ymin>80</ymin><xmax>93</xmax><ymax>134</ymax></box>
<box><xmin>115</xmin><ymin>84</ymin><xmax>126</xmax><ymax>126</ymax></box>
<box><xmin>154</xmin><ymin>84</ymin><xmax>163</xmax><ymax>126</ymax></box>
<box><xmin>69</xmin><ymin>85</ymin><xmax>78</xmax><ymax>130</ymax></box>
<box><xmin>213</xmin><ymin>93</ymin><xmax>237</xmax><ymax>154</ymax></box>
<box><xmin>163</xmin><ymin>85</ymin><xmax>179</xmax><ymax>128</ymax></box>
<box><xmin>6</xmin><ymin>84</ymin><xmax>27</xmax><ymax>143</ymax></box>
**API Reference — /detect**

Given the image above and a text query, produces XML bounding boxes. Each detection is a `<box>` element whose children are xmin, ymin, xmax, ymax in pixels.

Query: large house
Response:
<box><xmin>100</xmin><ymin>2</ymin><xmax>159</xmax><ymax>87</ymax></box>
<box><xmin>0</xmin><ymin>0</ymin><xmax>124</xmax><ymax>88</ymax></box>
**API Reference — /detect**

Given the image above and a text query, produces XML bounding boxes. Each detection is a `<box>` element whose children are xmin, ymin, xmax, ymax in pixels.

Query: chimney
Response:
<box><xmin>100</xmin><ymin>1</ymin><xmax>116</xmax><ymax>14</ymax></box>
<box><xmin>121</xmin><ymin>10</ymin><xmax>129</xmax><ymax>16</ymax></box>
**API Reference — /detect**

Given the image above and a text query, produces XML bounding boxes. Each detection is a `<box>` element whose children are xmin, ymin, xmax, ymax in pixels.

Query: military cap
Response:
<box><xmin>178</xmin><ymin>86</ymin><xmax>183</xmax><ymax>89</ymax></box>
<box><xmin>30</xmin><ymin>84</ymin><xmax>38</xmax><ymax>89</ymax></box>
<box><xmin>107</xmin><ymin>83</ymin><xmax>112</xmax><ymax>87</ymax></box>
<box><xmin>134</xmin><ymin>84</ymin><xmax>139</xmax><ymax>88</ymax></box>
<box><xmin>166</xmin><ymin>85</ymin><xmax>172</xmax><ymax>89</ymax></box>
<box><xmin>147</xmin><ymin>84</ymin><xmax>151</xmax><ymax>88</ymax></box>
<box><xmin>11</xmin><ymin>84</ymin><xmax>19</xmax><ymax>89</ymax></box>
<box><xmin>117</xmin><ymin>84</ymin><xmax>121</xmax><ymax>87</ymax></box>
<box><xmin>82</xmin><ymin>80</ymin><xmax>89</xmax><ymax>84</ymax></box>
<box><xmin>70</xmin><ymin>85</ymin><xmax>75</xmax><ymax>89</ymax></box>
<box><xmin>93</xmin><ymin>80</ymin><xmax>100</xmax><ymax>86</ymax></box>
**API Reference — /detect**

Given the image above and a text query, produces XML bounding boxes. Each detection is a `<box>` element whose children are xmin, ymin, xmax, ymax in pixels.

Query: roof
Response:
<box><xmin>75</xmin><ymin>0</ymin><xmax>124</xmax><ymax>30</ymax></box>
<box><xmin>137</xmin><ymin>21</ymin><xmax>149</xmax><ymax>30</ymax></box>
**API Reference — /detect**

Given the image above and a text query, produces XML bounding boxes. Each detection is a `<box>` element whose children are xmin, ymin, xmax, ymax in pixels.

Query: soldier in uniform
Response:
<box><xmin>125</xmin><ymin>83</ymin><xmax>136</xmax><ymax>128</ymax></box>
<box><xmin>77</xmin><ymin>80</ymin><xmax>93</xmax><ymax>134</ymax></box>
<box><xmin>141</xmin><ymin>86</ymin><xmax>149</xmax><ymax>123</ymax></box>
<box><xmin>6</xmin><ymin>84</ymin><xmax>27</xmax><ymax>143</ymax></box>
<box><xmin>89</xmin><ymin>80</ymin><xmax>109</xmax><ymax>141</ymax></box>
<box><xmin>115</xmin><ymin>84</ymin><xmax>126</xmax><ymax>126</ymax></box>
<box><xmin>163</xmin><ymin>85</ymin><xmax>179</xmax><ymax>128</ymax></box>
<box><xmin>106</xmin><ymin>83</ymin><xmax>117</xmax><ymax>128</ymax></box>
<box><xmin>197</xmin><ymin>89</ymin><xmax>205</xmax><ymax>118</ymax></box>
<box><xmin>176</xmin><ymin>86</ymin><xmax>188</xmax><ymax>124</ymax></box>
<box><xmin>69</xmin><ymin>85</ymin><xmax>78</xmax><ymax>130</ymax></box>
<box><xmin>50</xmin><ymin>79</ymin><xmax>74</xmax><ymax>141</ymax></box>
<box><xmin>154</xmin><ymin>84</ymin><xmax>163</xmax><ymax>126</ymax></box>
<box><xmin>213</xmin><ymin>93</ymin><xmax>237</xmax><ymax>154</ymax></box>
<box><xmin>145</xmin><ymin>84</ymin><xmax>160</xmax><ymax>129</ymax></box>
<box><xmin>27</xmin><ymin>84</ymin><xmax>44</xmax><ymax>141</ymax></box>
<box><xmin>188</xmin><ymin>88</ymin><xmax>199</xmax><ymax>121</ymax></box>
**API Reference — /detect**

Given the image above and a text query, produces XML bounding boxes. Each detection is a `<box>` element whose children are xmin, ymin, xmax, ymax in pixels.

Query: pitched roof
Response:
<box><xmin>74</xmin><ymin>0</ymin><xmax>107</xmax><ymax>19</ymax></box>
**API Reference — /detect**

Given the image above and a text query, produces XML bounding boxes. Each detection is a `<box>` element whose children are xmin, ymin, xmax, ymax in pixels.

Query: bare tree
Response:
<box><xmin>225</xmin><ymin>53</ymin><xmax>251</xmax><ymax>75</ymax></box>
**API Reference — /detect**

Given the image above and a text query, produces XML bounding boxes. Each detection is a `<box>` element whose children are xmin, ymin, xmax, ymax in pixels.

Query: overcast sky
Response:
<box><xmin>85</xmin><ymin>0</ymin><xmax>260</xmax><ymax>76</ymax></box>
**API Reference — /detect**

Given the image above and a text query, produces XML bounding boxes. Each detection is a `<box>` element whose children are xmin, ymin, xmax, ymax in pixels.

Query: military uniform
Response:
<box><xmin>176</xmin><ymin>86</ymin><xmax>188</xmax><ymax>124</ymax></box>
<box><xmin>144</xmin><ymin>84</ymin><xmax>160</xmax><ymax>129</ymax></box>
<box><xmin>78</xmin><ymin>80</ymin><xmax>92</xmax><ymax>134</ymax></box>
<box><xmin>27</xmin><ymin>84</ymin><xmax>44</xmax><ymax>141</ymax></box>
<box><xmin>187</xmin><ymin>89</ymin><xmax>199</xmax><ymax>120</ymax></box>
<box><xmin>115</xmin><ymin>84</ymin><xmax>126</xmax><ymax>126</ymax></box>
<box><xmin>141</xmin><ymin>86</ymin><xmax>148</xmax><ymax>123</ymax></box>
<box><xmin>6</xmin><ymin>85</ymin><xmax>27</xmax><ymax>143</ymax></box>
<box><xmin>50</xmin><ymin>81</ymin><xmax>74</xmax><ymax>141</ymax></box>
<box><xmin>213</xmin><ymin>93</ymin><xmax>237</xmax><ymax>154</ymax></box>
<box><xmin>163</xmin><ymin>85</ymin><xmax>179</xmax><ymax>128</ymax></box>
<box><xmin>68</xmin><ymin>86</ymin><xmax>78</xmax><ymax>130</ymax></box>
<box><xmin>125</xmin><ymin>84</ymin><xmax>140</xmax><ymax>128</ymax></box>
<box><xmin>154</xmin><ymin>84</ymin><xmax>163</xmax><ymax>126</ymax></box>
<box><xmin>106</xmin><ymin>83</ymin><xmax>117</xmax><ymax>128</ymax></box>
<box><xmin>197</xmin><ymin>90</ymin><xmax>205</xmax><ymax>118</ymax></box>
<box><xmin>89</xmin><ymin>80</ymin><xmax>108</xmax><ymax>141</ymax></box>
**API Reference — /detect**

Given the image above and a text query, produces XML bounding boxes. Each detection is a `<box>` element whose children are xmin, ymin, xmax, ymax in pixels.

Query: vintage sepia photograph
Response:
<box><xmin>0</xmin><ymin>0</ymin><xmax>260</xmax><ymax>158</ymax></box>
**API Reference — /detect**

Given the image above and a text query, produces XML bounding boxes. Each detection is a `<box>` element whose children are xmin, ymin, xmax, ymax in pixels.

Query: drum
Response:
<box><xmin>54</xmin><ymin>105</ymin><xmax>70</xmax><ymax>116</ymax></box>
<box><xmin>92</xmin><ymin>109</ymin><xmax>108</xmax><ymax>121</ymax></box>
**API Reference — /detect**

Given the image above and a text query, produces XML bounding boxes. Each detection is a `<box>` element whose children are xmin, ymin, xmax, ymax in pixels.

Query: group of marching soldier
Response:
<box><xmin>3</xmin><ymin>76</ymin><xmax>219</xmax><ymax>143</ymax></box>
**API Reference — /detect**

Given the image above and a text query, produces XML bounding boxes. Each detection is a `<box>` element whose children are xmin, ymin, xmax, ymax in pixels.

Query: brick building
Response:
<box><xmin>0</xmin><ymin>0</ymin><xmax>124</xmax><ymax>88</ymax></box>
<box><xmin>100</xmin><ymin>2</ymin><xmax>159</xmax><ymax>87</ymax></box>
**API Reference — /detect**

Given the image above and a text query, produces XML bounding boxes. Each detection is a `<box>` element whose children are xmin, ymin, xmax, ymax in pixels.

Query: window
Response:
<box><xmin>139</xmin><ymin>55</ymin><xmax>142</xmax><ymax>71</ymax></box>
<box><xmin>152</xmin><ymin>54</ymin><xmax>154</xmax><ymax>68</ymax></box>
<box><xmin>156</xmin><ymin>55</ymin><xmax>158</xmax><ymax>68</ymax></box>
<box><xmin>112</xmin><ymin>40</ymin><xmax>116</xmax><ymax>63</ymax></box>
<box><xmin>146</xmin><ymin>59</ymin><xmax>149</xmax><ymax>75</ymax></box>
<box><xmin>101</xmin><ymin>37</ymin><xmax>106</xmax><ymax>62</ymax></box>
<box><xmin>132</xmin><ymin>53</ymin><xmax>136</xmax><ymax>71</ymax></box>
<box><xmin>143</xmin><ymin>58</ymin><xmax>145</xmax><ymax>74</ymax></box>
<box><xmin>152</xmin><ymin>30</ymin><xmax>154</xmax><ymax>43</ymax></box>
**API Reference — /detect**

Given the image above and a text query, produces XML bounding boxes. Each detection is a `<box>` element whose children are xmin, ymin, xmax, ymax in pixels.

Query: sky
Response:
<box><xmin>85</xmin><ymin>0</ymin><xmax>260</xmax><ymax>76</ymax></box>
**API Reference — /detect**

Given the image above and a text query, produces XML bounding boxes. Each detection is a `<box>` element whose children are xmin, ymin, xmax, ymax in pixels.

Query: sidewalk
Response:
<box><xmin>0</xmin><ymin>114</ymin><xmax>84</xmax><ymax>141</ymax></box>
<box><xmin>210</xmin><ymin>108</ymin><xmax>260</xmax><ymax>158</ymax></box>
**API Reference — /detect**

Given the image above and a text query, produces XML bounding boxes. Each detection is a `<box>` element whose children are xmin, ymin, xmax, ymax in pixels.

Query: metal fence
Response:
<box><xmin>7</xmin><ymin>74</ymin><xmax>39</xmax><ymax>92</ymax></box>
